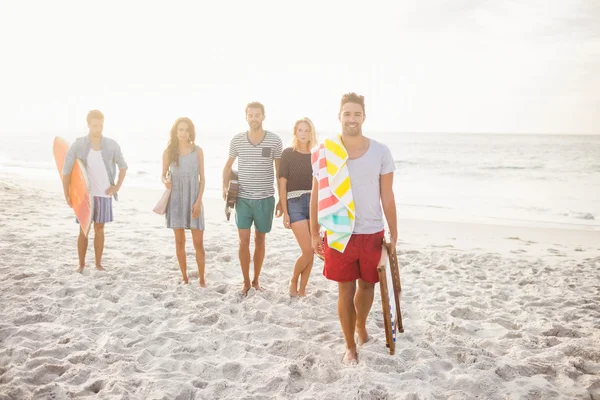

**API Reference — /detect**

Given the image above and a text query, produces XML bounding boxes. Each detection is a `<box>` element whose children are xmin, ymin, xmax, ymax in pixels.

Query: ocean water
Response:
<box><xmin>1</xmin><ymin>131</ymin><xmax>599</xmax><ymax>230</ymax></box>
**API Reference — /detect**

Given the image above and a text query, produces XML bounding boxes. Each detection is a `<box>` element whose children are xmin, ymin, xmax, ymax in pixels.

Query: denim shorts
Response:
<box><xmin>287</xmin><ymin>193</ymin><xmax>310</xmax><ymax>224</ymax></box>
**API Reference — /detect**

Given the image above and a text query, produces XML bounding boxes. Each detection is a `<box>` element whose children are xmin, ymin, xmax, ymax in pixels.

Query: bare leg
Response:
<box><xmin>173</xmin><ymin>229</ymin><xmax>188</xmax><ymax>283</ymax></box>
<box><xmin>290</xmin><ymin>220</ymin><xmax>314</xmax><ymax>297</ymax></box>
<box><xmin>338</xmin><ymin>281</ymin><xmax>358</xmax><ymax>364</ymax></box>
<box><xmin>77</xmin><ymin>226</ymin><xmax>88</xmax><ymax>272</ymax></box>
<box><xmin>298</xmin><ymin>262</ymin><xmax>313</xmax><ymax>297</ymax></box>
<box><xmin>238</xmin><ymin>229</ymin><xmax>251</xmax><ymax>294</ymax></box>
<box><xmin>252</xmin><ymin>231</ymin><xmax>266</xmax><ymax>291</ymax></box>
<box><xmin>355</xmin><ymin>279</ymin><xmax>375</xmax><ymax>345</ymax></box>
<box><xmin>191</xmin><ymin>229</ymin><xmax>206</xmax><ymax>287</ymax></box>
<box><xmin>93</xmin><ymin>223</ymin><xmax>105</xmax><ymax>270</ymax></box>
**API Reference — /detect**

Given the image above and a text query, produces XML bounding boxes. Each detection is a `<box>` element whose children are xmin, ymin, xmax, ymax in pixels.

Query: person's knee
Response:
<box><xmin>94</xmin><ymin>223</ymin><xmax>105</xmax><ymax>232</ymax></box>
<box><xmin>254</xmin><ymin>232</ymin><xmax>266</xmax><ymax>246</ymax></box>
<box><xmin>175</xmin><ymin>234</ymin><xmax>185</xmax><ymax>247</ymax></box>
<box><xmin>193</xmin><ymin>238</ymin><xmax>204</xmax><ymax>251</ymax></box>
<box><xmin>301</xmin><ymin>248</ymin><xmax>314</xmax><ymax>259</ymax></box>
<box><xmin>238</xmin><ymin>232</ymin><xmax>251</xmax><ymax>248</ymax></box>
<box><xmin>338</xmin><ymin>282</ymin><xmax>356</xmax><ymax>300</ymax></box>
<box><xmin>357</xmin><ymin>279</ymin><xmax>375</xmax><ymax>292</ymax></box>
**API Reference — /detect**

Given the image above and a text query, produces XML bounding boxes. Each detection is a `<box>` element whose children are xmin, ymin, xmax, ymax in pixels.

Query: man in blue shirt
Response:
<box><xmin>62</xmin><ymin>110</ymin><xmax>128</xmax><ymax>272</ymax></box>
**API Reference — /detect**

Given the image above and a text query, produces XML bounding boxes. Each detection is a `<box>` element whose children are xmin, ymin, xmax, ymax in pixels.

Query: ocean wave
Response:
<box><xmin>0</xmin><ymin>159</ymin><xmax>54</xmax><ymax>171</ymax></box>
<box><xmin>566</xmin><ymin>212</ymin><xmax>595</xmax><ymax>221</ymax></box>
<box><xmin>394</xmin><ymin>160</ymin><xmax>418</xmax><ymax>167</ymax></box>
<box><xmin>480</xmin><ymin>165</ymin><xmax>544</xmax><ymax>171</ymax></box>
<box><xmin>398</xmin><ymin>203</ymin><xmax>451</xmax><ymax>210</ymax></box>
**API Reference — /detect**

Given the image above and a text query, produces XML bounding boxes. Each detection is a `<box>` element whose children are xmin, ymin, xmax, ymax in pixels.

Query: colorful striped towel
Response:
<box><xmin>311</xmin><ymin>135</ymin><xmax>355</xmax><ymax>252</ymax></box>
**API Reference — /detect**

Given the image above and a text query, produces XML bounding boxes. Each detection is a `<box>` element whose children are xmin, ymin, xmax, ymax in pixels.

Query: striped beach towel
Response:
<box><xmin>311</xmin><ymin>135</ymin><xmax>355</xmax><ymax>252</ymax></box>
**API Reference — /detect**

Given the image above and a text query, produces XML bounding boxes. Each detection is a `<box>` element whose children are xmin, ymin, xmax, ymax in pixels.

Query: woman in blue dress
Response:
<box><xmin>161</xmin><ymin>117</ymin><xmax>206</xmax><ymax>286</ymax></box>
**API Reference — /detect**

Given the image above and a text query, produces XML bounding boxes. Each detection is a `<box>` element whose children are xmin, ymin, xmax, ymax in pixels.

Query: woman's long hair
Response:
<box><xmin>166</xmin><ymin>117</ymin><xmax>196</xmax><ymax>167</ymax></box>
<box><xmin>292</xmin><ymin>117</ymin><xmax>317</xmax><ymax>152</ymax></box>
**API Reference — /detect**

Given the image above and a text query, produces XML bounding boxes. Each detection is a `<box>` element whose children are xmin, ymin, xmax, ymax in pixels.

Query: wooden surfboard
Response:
<box><xmin>53</xmin><ymin>137</ymin><xmax>94</xmax><ymax>237</ymax></box>
<box><xmin>377</xmin><ymin>238</ymin><xmax>404</xmax><ymax>355</ymax></box>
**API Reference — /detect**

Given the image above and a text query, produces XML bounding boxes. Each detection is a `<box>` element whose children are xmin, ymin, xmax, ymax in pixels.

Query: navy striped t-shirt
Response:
<box><xmin>228</xmin><ymin>131</ymin><xmax>283</xmax><ymax>200</ymax></box>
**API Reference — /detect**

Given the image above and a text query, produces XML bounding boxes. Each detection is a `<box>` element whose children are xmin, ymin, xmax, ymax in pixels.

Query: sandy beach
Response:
<box><xmin>1</xmin><ymin>175</ymin><xmax>599</xmax><ymax>400</ymax></box>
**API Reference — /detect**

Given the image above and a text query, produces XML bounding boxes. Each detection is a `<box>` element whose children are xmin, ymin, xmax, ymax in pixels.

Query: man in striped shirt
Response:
<box><xmin>222</xmin><ymin>102</ymin><xmax>283</xmax><ymax>295</ymax></box>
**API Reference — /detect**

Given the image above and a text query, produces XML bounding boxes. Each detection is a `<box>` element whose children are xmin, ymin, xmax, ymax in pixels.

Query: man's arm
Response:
<box><xmin>106</xmin><ymin>169</ymin><xmax>126</xmax><ymax>196</ymax></box>
<box><xmin>222</xmin><ymin>157</ymin><xmax>236</xmax><ymax>200</ymax></box>
<box><xmin>62</xmin><ymin>174</ymin><xmax>72</xmax><ymax>207</ymax></box>
<box><xmin>114</xmin><ymin>142</ymin><xmax>128</xmax><ymax>170</ymax></box>
<box><xmin>116</xmin><ymin>168</ymin><xmax>127</xmax><ymax>189</ymax></box>
<box><xmin>380</xmin><ymin>172</ymin><xmax>397</xmax><ymax>249</ymax></box>
<box><xmin>106</xmin><ymin>142</ymin><xmax>128</xmax><ymax>196</ymax></box>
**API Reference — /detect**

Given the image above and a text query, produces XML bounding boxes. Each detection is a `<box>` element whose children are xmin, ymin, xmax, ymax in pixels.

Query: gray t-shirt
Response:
<box><xmin>346</xmin><ymin>139</ymin><xmax>395</xmax><ymax>234</ymax></box>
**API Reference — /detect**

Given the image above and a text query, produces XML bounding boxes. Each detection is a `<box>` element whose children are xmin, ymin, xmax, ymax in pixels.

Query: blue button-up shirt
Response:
<box><xmin>62</xmin><ymin>135</ymin><xmax>128</xmax><ymax>201</ymax></box>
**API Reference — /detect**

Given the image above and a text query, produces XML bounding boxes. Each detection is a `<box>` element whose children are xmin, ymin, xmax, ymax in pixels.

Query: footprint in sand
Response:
<box><xmin>450</xmin><ymin>306</ymin><xmax>487</xmax><ymax>321</ymax></box>
<box><xmin>214</xmin><ymin>284</ymin><xmax>228</xmax><ymax>295</ymax></box>
<box><xmin>190</xmin><ymin>312</ymin><xmax>219</xmax><ymax>326</ymax></box>
<box><xmin>222</xmin><ymin>362</ymin><xmax>243</xmax><ymax>381</ymax></box>
<box><xmin>86</xmin><ymin>380</ymin><xmax>106</xmax><ymax>394</ymax></box>
<box><xmin>11</xmin><ymin>272</ymin><xmax>35</xmax><ymax>280</ymax></box>
<box><xmin>191</xmin><ymin>379</ymin><xmax>208</xmax><ymax>389</ymax></box>
<box><xmin>25</xmin><ymin>364</ymin><xmax>68</xmax><ymax>385</ymax></box>
<box><xmin>58</xmin><ymin>337</ymin><xmax>71</xmax><ymax>345</ymax></box>
<box><xmin>490</xmin><ymin>318</ymin><xmax>520</xmax><ymax>330</ymax></box>
<box><xmin>541</xmin><ymin>325</ymin><xmax>583</xmax><ymax>338</ymax></box>
<box><xmin>510</xmin><ymin>249</ymin><xmax>527</xmax><ymax>254</ymax></box>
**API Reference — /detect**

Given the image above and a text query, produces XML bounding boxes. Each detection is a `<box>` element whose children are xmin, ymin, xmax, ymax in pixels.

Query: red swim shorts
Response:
<box><xmin>323</xmin><ymin>230</ymin><xmax>384</xmax><ymax>284</ymax></box>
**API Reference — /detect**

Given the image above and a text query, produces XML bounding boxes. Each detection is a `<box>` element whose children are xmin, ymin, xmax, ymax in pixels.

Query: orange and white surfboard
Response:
<box><xmin>53</xmin><ymin>137</ymin><xmax>94</xmax><ymax>237</ymax></box>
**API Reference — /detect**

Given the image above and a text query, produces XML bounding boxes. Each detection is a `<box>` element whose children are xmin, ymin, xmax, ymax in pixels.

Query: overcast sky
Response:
<box><xmin>0</xmin><ymin>0</ymin><xmax>598</xmax><ymax>136</ymax></box>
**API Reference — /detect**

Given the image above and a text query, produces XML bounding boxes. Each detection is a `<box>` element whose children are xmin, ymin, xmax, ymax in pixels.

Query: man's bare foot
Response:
<box><xmin>77</xmin><ymin>265</ymin><xmax>85</xmax><ymax>273</ymax></box>
<box><xmin>182</xmin><ymin>278</ymin><xmax>189</xmax><ymax>284</ymax></box>
<box><xmin>289</xmin><ymin>279</ymin><xmax>298</xmax><ymax>297</ymax></box>
<box><xmin>95</xmin><ymin>264</ymin><xmax>104</xmax><ymax>271</ymax></box>
<box><xmin>252</xmin><ymin>281</ymin><xmax>265</xmax><ymax>292</ymax></box>
<box><xmin>241</xmin><ymin>282</ymin><xmax>251</xmax><ymax>296</ymax></box>
<box><xmin>199</xmin><ymin>279</ymin><xmax>207</xmax><ymax>288</ymax></box>
<box><xmin>356</xmin><ymin>325</ymin><xmax>370</xmax><ymax>346</ymax></box>
<box><xmin>342</xmin><ymin>348</ymin><xmax>358</xmax><ymax>365</ymax></box>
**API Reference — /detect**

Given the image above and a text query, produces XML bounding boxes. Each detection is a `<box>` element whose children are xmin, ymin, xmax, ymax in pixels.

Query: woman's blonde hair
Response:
<box><xmin>292</xmin><ymin>117</ymin><xmax>317</xmax><ymax>151</ymax></box>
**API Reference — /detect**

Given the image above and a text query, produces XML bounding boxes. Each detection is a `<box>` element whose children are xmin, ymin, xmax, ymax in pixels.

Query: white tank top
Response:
<box><xmin>87</xmin><ymin>149</ymin><xmax>111</xmax><ymax>197</ymax></box>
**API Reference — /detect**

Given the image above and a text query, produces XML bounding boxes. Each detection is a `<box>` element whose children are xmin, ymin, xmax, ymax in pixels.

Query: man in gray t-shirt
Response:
<box><xmin>346</xmin><ymin>139</ymin><xmax>396</xmax><ymax>234</ymax></box>
<box><xmin>310</xmin><ymin>92</ymin><xmax>398</xmax><ymax>365</ymax></box>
